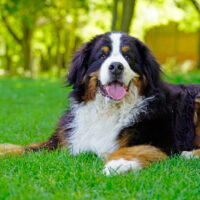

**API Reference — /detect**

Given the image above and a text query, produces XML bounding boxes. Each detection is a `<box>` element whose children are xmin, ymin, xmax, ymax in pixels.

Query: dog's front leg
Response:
<box><xmin>103</xmin><ymin>145</ymin><xmax>167</xmax><ymax>176</ymax></box>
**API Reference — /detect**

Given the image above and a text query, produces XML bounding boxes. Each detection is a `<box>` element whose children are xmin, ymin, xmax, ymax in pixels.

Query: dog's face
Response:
<box><xmin>99</xmin><ymin>33</ymin><xmax>139</xmax><ymax>101</ymax></box>
<box><xmin>68</xmin><ymin>32</ymin><xmax>160</xmax><ymax>103</ymax></box>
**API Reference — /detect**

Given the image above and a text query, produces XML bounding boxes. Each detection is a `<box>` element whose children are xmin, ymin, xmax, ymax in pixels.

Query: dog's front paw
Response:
<box><xmin>103</xmin><ymin>158</ymin><xmax>142</xmax><ymax>176</ymax></box>
<box><xmin>181</xmin><ymin>151</ymin><xmax>199</xmax><ymax>159</ymax></box>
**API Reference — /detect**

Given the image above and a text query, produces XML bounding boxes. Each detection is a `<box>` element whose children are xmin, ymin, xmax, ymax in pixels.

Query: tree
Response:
<box><xmin>111</xmin><ymin>0</ymin><xmax>118</xmax><ymax>31</ymax></box>
<box><xmin>0</xmin><ymin>0</ymin><xmax>47</xmax><ymax>77</ymax></box>
<box><xmin>111</xmin><ymin>0</ymin><xmax>137</xmax><ymax>33</ymax></box>
<box><xmin>189</xmin><ymin>0</ymin><xmax>200</xmax><ymax>68</ymax></box>
<box><xmin>0</xmin><ymin>0</ymin><xmax>112</xmax><ymax>77</ymax></box>
<box><xmin>120</xmin><ymin>0</ymin><xmax>137</xmax><ymax>33</ymax></box>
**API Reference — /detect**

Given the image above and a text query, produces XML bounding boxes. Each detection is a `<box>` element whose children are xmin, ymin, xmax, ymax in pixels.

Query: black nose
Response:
<box><xmin>109</xmin><ymin>62</ymin><xmax>124</xmax><ymax>75</ymax></box>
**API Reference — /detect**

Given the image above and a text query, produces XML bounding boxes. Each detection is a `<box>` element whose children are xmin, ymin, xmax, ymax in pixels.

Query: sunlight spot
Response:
<box><xmin>0</xmin><ymin>69</ymin><xmax>5</xmax><ymax>76</ymax></box>
<box><xmin>66</xmin><ymin>15</ymin><xmax>73</xmax><ymax>23</ymax></box>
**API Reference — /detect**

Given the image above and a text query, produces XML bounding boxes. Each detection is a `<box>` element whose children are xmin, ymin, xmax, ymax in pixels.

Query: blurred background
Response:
<box><xmin>0</xmin><ymin>0</ymin><xmax>199</xmax><ymax>78</ymax></box>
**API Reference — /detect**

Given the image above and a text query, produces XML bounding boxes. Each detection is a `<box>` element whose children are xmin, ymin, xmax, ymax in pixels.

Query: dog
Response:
<box><xmin>1</xmin><ymin>32</ymin><xmax>200</xmax><ymax>175</ymax></box>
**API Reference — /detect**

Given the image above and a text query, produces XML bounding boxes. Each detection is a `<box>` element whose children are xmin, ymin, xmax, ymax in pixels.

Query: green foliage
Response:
<box><xmin>0</xmin><ymin>76</ymin><xmax>200</xmax><ymax>199</ymax></box>
<box><xmin>0</xmin><ymin>0</ymin><xmax>199</xmax><ymax>77</ymax></box>
<box><xmin>0</xmin><ymin>0</ymin><xmax>112</xmax><ymax>77</ymax></box>
<box><xmin>131</xmin><ymin>0</ymin><xmax>200</xmax><ymax>39</ymax></box>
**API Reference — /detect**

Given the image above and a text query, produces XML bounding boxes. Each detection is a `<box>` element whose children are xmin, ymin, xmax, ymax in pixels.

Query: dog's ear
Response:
<box><xmin>134</xmin><ymin>39</ymin><xmax>161</xmax><ymax>92</ymax></box>
<box><xmin>67</xmin><ymin>41</ymin><xmax>92</xmax><ymax>88</ymax></box>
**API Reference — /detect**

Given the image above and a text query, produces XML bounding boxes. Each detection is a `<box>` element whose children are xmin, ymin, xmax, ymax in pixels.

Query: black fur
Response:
<box><xmin>67</xmin><ymin>34</ymin><xmax>105</xmax><ymax>102</ymax></box>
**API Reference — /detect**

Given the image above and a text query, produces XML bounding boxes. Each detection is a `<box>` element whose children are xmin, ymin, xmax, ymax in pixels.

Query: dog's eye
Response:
<box><xmin>100</xmin><ymin>54</ymin><xmax>106</xmax><ymax>59</ymax></box>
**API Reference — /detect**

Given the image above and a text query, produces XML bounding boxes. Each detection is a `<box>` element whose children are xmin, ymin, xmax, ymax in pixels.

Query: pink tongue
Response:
<box><xmin>104</xmin><ymin>83</ymin><xmax>126</xmax><ymax>100</ymax></box>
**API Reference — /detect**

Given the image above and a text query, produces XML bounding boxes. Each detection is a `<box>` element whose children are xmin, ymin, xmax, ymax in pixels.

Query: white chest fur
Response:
<box><xmin>68</xmin><ymin>85</ymin><xmax>151</xmax><ymax>156</ymax></box>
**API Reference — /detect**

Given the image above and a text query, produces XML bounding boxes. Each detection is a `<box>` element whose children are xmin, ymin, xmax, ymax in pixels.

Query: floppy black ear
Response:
<box><xmin>134</xmin><ymin>39</ymin><xmax>162</xmax><ymax>93</ymax></box>
<box><xmin>67</xmin><ymin>42</ymin><xmax>92</xmax><ymax>88</ymax></box>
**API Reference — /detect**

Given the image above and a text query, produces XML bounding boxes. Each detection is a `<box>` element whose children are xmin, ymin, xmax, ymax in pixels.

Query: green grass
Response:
<box><xmin>0</xmin><ymin>74</ymin><xmax>200</xmax><ymax>200</ymax></box>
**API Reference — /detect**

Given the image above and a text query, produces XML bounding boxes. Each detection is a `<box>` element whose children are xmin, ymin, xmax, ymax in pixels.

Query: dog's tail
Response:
<box><xmin>0</xmin><ymin>135</ymin><xmax>61</xmax><ymax>156</ymax></box>
<box><xmin>0</xmin><ymin>143</ymin><xmax>24</xmax><ymax>155</ymax></box>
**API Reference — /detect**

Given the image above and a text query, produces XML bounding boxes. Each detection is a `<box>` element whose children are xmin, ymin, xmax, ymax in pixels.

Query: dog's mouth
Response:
<box><xmin>98</xmin><ymin>80</ymin><xmax>131</xmax><ymax>101</ymax></box>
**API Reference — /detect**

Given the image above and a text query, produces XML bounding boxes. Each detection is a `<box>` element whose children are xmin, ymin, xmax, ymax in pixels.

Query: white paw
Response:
<box><xmin>181</xmin><ymin>151</ymin><xmax>198</xmax><ymax>159</ymax></box>
<box><xmin>103</xmin><ymin>158</ymin><xmax>142</xmax><ymax>176</ymax></box>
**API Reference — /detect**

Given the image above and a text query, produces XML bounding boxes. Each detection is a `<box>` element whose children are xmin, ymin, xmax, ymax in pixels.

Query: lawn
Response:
<box><xmin>0</xmin><ymin>74</ymin><xmax>200</xmax><ymax>200</ymax></box>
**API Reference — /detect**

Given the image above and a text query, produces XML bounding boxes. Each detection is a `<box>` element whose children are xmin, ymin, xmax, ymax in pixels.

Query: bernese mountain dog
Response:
<box><xmin>1</xmin><ymin>32</ymin><xmax>200</xmax><ymax>175</ymax></box>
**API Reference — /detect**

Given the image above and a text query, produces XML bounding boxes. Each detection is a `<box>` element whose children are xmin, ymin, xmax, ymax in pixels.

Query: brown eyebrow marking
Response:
<box><xmin>121</xmin><ymin>45</ymin><xmax>129</xmax><ymax>53</ymax></box>
<box><xmin>101</xmin><ymin>46</ymin><xmax>109</xmax><ymax>53</ymax></box>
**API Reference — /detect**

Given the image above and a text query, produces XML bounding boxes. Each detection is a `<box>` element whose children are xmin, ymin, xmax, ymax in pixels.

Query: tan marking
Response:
<box><xmin>89</xmin><ymin>71</ymin><xmax>99</xmax><ymax>78</ymax></box>
<box><xmin>81</xmin><ymin>75</ymin><xmax>86</xmax><ymax>84</ymax></box>
<box><xmin>194</xmin><ymin>95</ymin><xmax>200</xmax><ymax>146</ymax></box>
<box><xmin>0</xmin><ymin>143</ymin><xmax>24</xmax><ymax>156</ymax></box>
<box><xmin>194</xmin><ymin>149</ymin><xmax>200</xmax><ymax>157</ymax></box>
<box><xmin>194</xmin><ymin>112</ymin><xmax>198</xmax><ymax>125</ymax></box>
<box><xmin>195</xmin><ymin>136</ymin><xmax>200</xmax><ymax>147</ymax></box>
<box><xmin>196</xmin><ymin>97</ymin><xmax>200</xmax><ymax>103</ymax></box>
<box><xmin>106</xmin><ymin>145</ymin><xmax>167</xmax><ymax>168</ymax></box>
<box><xmin>0</xmin><ymin>139</ymin><xmax>63</xmax><ymax>156</ymax></box>
<box><xmin>0</xmin><ymin>143</ymin><xmax>23</xmax><ymax>151</ymax></box>
<box><xmin>121</xmin><ymin>45</ymin><xmax>129</xmax><ymax>53</ymax></box>
<box><xmin>54</xmin><ymin>128</ymin><xmax>69</xmax><ymax>147</ymax></box>
<box><xmin>194</xmin><ymin>95</ymin><xmax>200</xmax><ymax>126</ymax></box>
<box><xmin>28</xmin><ymin>142</ymin><xmax>46</xmax><ymax>148</ymax></box>
<box><xmin>82</xmin><ymin>71</ymin><xmax>100</xmax><ymax>84</ymax></box>
<box><xmin>118</xmin><ymin>130</ymin><xmax>132</xmax><ymax>148</ymax></box>
<box><xmin>101</xmin><ymin>46</ymin><xmax>109</xmax><ymax>53</ymax></box>
<box><xmin>133</xmin><ymin>75</ymin><xmax>146</xmax><ymax>96</ymax></box>
<box><xmin>196</xmin><ymin>125</ymin><xmax>200</xmax><ymax>137</ymax></box>
<box><xmin>82</xmin><ymin>71</ymin><xmax>99</xmax><ymax>103</ymax></box>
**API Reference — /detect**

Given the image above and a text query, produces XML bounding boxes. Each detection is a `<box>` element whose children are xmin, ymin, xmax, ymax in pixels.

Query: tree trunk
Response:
<box><xmin>111</xmin><ymin>0</ymin><xmax>119</xmax><ymax>31</ymax></box>
<box><xmin>56</xmin><ymin>29</ymin><xmax>62</xmax><ymax>76</ymax></box>
<box><xmin>120</xmin><ymin>0</ymin><xmax>136</xmax><ymax>33</ymax></box>
<box><xmin>2</xmin><ymin>17</ymin><xmax>34</xmax><ymax>76</ymax></box>
<box><xmin>47</xmin><ymin>45</ymin><xmax>53</xmax><ymax>71</ymax></box>
<box><xmin>198</xmin><ymin>27</ymin><xmax>200</xmax><ymax>68</ymax></box>
<box><xmin>5</xmin><ymin>43</ymin><xmax>12</xmax><ymax>75</ymax></box>
<box><xmin>63</xmin><ymin>31</ymin><xmax>70</xmax><ymax>70</ymax></box>
<box><xmin>22</xmin><ymin>24</ymin><xmax>33</xmax><ymax>77</ymax></box>
<box><xmin>188</xmin><ymin>0</ymin><xmax>200</xmax><ymax>68</ymax></box>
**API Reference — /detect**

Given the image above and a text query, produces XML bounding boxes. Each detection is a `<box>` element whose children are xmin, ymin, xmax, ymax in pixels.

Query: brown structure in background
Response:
<box><xmin>145</xmin><ymin>23</ymin><xmax>199</xmax><ymax>66</ymax></box>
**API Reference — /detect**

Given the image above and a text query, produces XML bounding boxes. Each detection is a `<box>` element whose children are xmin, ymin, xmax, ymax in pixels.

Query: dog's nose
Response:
<box><xmin>109</xmin><ymin>62</ymin><xmax>124</xmax><ymax>75</ymax></box>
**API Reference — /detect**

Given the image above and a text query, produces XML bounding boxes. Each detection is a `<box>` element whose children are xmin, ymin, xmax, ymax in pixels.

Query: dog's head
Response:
<box><xmin>68</xmin><ymin>32</ymin><xmax>161</xmax><ymax>103</ymax></box>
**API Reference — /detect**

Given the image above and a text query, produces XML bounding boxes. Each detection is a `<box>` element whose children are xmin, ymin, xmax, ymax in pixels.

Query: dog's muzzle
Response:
<box><xmin>98</xmin><ymin>80</ymin><xmax>131</xmax><ymax>101</ymax></box>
